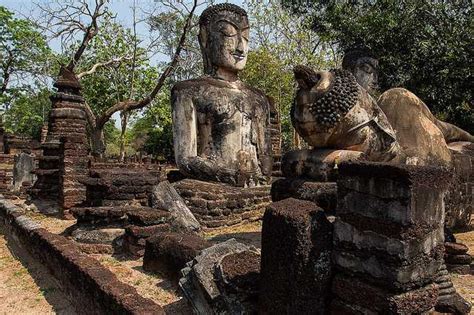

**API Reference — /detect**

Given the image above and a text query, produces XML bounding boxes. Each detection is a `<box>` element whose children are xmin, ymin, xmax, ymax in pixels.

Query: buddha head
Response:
<box><xmin>198</xmin><ymin>4</ymin><xmax>249</xmax><ymax>79</ymax></box>
<box><xmin>342</xmin><ymin>49</ymin><xmax>379</xmax><ymax>94</ymax></box>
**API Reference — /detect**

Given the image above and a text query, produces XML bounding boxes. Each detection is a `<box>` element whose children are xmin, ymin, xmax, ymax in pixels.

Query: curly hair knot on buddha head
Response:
<box><xmin>199</xmin><ymin>3</ymin><xmax>247</xmax><ymax>27</ymax></box>
<box><xmin>308</xmin><ymin>69</ymin><xmax>359</xmax><ymax>130</ymax></box>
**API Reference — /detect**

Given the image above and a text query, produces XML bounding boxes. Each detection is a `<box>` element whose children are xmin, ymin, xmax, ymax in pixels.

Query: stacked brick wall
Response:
<box><xmin>0</xmin><ymin>154</ymin><xmax>14</xmax><ymax>197</ymax></box>
<box><xmin>173</xmin><ymin>179</ymin><xmax>272</xmax><ymax>228</ymax></box>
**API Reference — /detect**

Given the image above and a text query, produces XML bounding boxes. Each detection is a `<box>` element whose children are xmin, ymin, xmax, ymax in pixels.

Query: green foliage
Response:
<box><xmin>3</xmin><ymin>88</ymin><xmax>51</xmax><ymax>139</ymax></box>
<box><xmin>79</xmin><ymin>19</ymin><xmax>158</xmax><ymax>116</ymax></box>
<box><xmin>0</xmin><ymin>6</ymin><xmax>53</xmax><ymax>109</ymax></box>
<box><xmin>129</xmin><ymin>88</ymin><xmax>174</xmax><ymax>159</ymax></box>
<box><xmin>281</xmin><ymin>0</ymin><xmax>473</xmax><ymax>133</ymax></box>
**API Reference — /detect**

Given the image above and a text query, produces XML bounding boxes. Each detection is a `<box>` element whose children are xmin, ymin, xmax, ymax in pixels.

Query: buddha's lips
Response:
<box><xmin>232</xmin><ymin>53</ymin><xmax>246</xmax><ymax>61</ymax></box>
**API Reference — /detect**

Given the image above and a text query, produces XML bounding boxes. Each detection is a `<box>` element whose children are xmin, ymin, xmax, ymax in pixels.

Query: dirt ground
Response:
<box><xmin>0</xmin><ymin>224</ymin><xmax>76</xmax><ymax>315</ymax></box>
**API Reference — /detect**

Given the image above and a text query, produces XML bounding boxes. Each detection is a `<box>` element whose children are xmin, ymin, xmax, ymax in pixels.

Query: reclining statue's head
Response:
<box><xmin>342</xmin><ymin>49</ymin><xmax>379</xmax><ymax>94</ymax></box>
<box><xmin>198</xmin><ymin>4</ymin><xmax>249</xmax><ymax>79</ymax></box>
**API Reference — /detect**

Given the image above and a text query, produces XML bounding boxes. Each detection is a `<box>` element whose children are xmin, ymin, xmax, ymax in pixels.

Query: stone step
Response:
<box><xmin>38</xmin><ymin>156</ymin><xmax>60</xmax><ymax>161</ymax></box>
<box><xmin>71</xmin><ymin>206</ymin><xmax>170</xmax><ymax>227</ymax></box>
<box><xmin>34</xmin><ymin>169</ymin><xmax>60</xmax><ymax>176</ymax></box>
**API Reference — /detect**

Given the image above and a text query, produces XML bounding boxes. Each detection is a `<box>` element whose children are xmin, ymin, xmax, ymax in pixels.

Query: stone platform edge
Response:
<box><xmin>0</xmin><ymin>196</ymin><xmax>165</xmax><ymax>315</ymax></box>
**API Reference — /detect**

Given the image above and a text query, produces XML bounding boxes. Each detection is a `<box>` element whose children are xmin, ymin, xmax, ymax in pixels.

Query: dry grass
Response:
<box><xmin>203</xmin><ymin>220</ymin><xmax>262</xmax><ymax>239</ymax></box>
<box><xmin>92</xmin><ymin>253</ymin><xmax>192</xmax><ymax>314</ymax></box>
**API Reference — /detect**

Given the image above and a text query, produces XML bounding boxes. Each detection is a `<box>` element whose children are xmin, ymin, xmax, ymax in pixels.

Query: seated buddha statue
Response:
<box><xmin>171</xmin><ymin>4</ymin><xmax>273</xmax><ymax>187</ymax></box>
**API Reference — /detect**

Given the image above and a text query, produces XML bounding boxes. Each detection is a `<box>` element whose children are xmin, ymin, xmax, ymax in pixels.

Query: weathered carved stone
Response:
<box><xmin>13</xmin><ymin>152</ymin><xmax>36</xmax><ymax>191</ymax></box>
<box><xmin>342</xmin><ymin>49</ymin><xmax>379</xmax><ymax>95</ymax></box>
<box><xmin>270</xmin><ymin>178</ymin><xmax>337</xmax><ymax>212</ymax></box>
<box><xmin>173</xmin><ymin>178</ymin><xmax>271</xmax><ymax>228</ymax></box>
<box><xmin>179</xmin><ymin>239</ymin><xmax>260</xmax><ymax>315</ymax></box>
<box><xmin>172</xmin><ymin>3</ymin><xmax>273</xmax><ymax>187</ymax></box>
<box><xmin>143</xmin><ymin>232</ymin><xmax>210</xmax><ymax>278</ymax></box>
<box><xmin>286</xmin><ymin>66</ymin><xmax>402</xmax><ymax>179</ymax></box>
<box><xmin>332</xmin><ymin>162</ymin><xmax>450</xmax><ymax>314</ymax></box>
<box><xmin>150</xmin><ymin>181</ymin><xmax>201</xmax><ymax>232</ymax></box>
<box><xmin>343</xmin><ymin>49</ymin><xmax>474</xmax><ymax>145</ymax></box>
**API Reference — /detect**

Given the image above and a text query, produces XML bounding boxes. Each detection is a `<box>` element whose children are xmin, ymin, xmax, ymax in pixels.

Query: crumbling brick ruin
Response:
<box><xmin>32</xmin><ymin>67</ymin><xmax>88</xmax><ymax>212</ymax></box>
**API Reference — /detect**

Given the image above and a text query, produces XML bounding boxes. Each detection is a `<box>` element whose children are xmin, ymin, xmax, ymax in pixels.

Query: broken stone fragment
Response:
<box><xmin>179</xmin><ymin>239</ymin><xmax>260</xmax><ymax>315</ymax></box>
<box><xmin>143</xmin><ymin>232</ymin><xmax>210</xmax><ymax>278</ymax></box>
<box><xmin>149</xmin><ymin>181</ymin><xmax>201</xmax><ymax>232</ymax></box>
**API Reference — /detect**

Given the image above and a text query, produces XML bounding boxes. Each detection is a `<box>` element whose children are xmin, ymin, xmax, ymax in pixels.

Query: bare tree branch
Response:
<box><xmin>95</xmin><ymin>0</ymin><xmax>199</xmax><ymax>129</ymax></box>
<box><xmin>76</xmin><ymin>55</ymin><xmax>134</xmax><ymax>79</ymax></box>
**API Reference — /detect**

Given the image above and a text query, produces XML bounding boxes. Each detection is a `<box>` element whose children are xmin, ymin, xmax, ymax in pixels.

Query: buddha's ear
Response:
<box><xmin>198</xmin><ymin>28</ymin><xmax>208</xmax><ymax>49</ymax></box>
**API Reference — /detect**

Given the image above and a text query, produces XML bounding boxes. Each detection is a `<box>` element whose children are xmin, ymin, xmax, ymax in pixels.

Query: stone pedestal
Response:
<box><xmin>444</xmin><ymin>241</ymin><xmax>472</xmax><ymax>275</ymax></box>
<box><xmin>259</xmin><ymin>198</ymin><xmax>333</xmax><ymax>314</ymax></box>
<box><xmin>173</xmin><ymin>179</ymin><xmax>272</xmax><ymax>228</ymax></box>
<box><xmin>332</xmin><ymin>162</ymin><xmax>451</xmax><ymax>314</ymax></box>
<box><xmin>445</xmin><ymin>141</ymin><xmax>474</xmax><ymax>228</ymax></box>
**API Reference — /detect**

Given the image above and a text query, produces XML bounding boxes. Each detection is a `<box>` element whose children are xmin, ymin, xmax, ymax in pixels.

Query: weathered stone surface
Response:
<box><xmin>434</xmin><ymin>263</ymin><xmax>472</xmax><ymax>314</ymax></box>
<box><xmin>271</xmin><ymin>178</ymin><xmax>337</xmax><ymax>212</ymax></box>
<box><xmin>143</xmin><ymin>232</ymin><xmax>210</xmax><ymax>277</ymax></box>
<box><xmin>445</xmin><ymin>254</ymin><xmax>472</xmax><ymax>265</ymax></box>
<box><xmin>446</xmin><ymin>264</ymin><xmax>472</xmax><ymax>275</ymax></box>
<box><xmin>83</xmin><ymin>168</ymin><xmax>163</xmax><ymax>207</ymax></box>
<box><xmin>332</xmin><ymin>274</ymin><xmax>438</xmax><ymax>314</ymax></box>
<box><xmin>287</xmin><ymin>66</ymin><xmax>402</xmax><ymax>179</ymax></box>
<box><xmin>13</xmin><ymin>152</ymin><xmax>36</xmax><ymax>191</ymax></box>
<box><xmin>122</xmin><ymin>224</ymin><xmax>171</xmax><ymax>257</ymax></box>
<box><xmin>174</xmin><ymin>178</ymin><xmax>271</xmax><ymax>228</ymax></box>
<box><xmin>179</xmin><ymin>239</ymin><xmax>259</xmax><ymax>315</ymax></box>
<box><xmin>337</xmin><ymin>162</ymin><xmax>451</xmax><ymax>226</ymax></box>
<box><xmin>150</xmin><ymin>181</ymin><xmax>200</xmax><ymax>232</ymax></box>
<box><xmin>71</xmin><ymin>206</ymin><xmax>169</xmax><ymax>226</ymax></box>
<box><xmin>172</xmin><ymin>3</ymin><xmax>274</xmax><ymax>187</ymax></box>
<box><xmin>260</xmin><ymin>198</ymin><xmax>333</xmax><ymax>314</ymax></box>
<box><xmin>71</xmin><ymin>227</ymin><xmax>125</xmax><ymax>244</ymax></box>
<box><xmin>333</xmin><ymin>162</ymin><xmax>449</xmax><ymax>313</ymax></box>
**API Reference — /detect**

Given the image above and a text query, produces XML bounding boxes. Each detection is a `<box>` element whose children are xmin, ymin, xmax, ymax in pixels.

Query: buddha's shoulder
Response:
<box><xmin>172</xmin><ymin>77</ymin><xmax>234</xmax><ymax>92</ymax></box>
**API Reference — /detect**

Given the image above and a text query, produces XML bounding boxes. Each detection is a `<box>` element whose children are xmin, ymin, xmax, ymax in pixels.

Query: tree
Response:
<box><xmin>39</xmin><ymin>0</ymin><xmax>199</xmax><ymax>157</ymax></box>
<box><xmin>241</xmin><ymin>0</ymin><xmax>336</xmax><ymax>150</ymax></box>
<box><xmin>3</xmin><ymin>88</ymin><xmax>51</xmax><ymax>138</ymax></box>
<box><xmin>0</xmin><ymin>6</ymin><xmax>53</xmax><ymax>111</ymax></box>
<box><xmin>281</xmin><ymin>0</ymin><xmax>473</xmax><ymax>133</ymax></box>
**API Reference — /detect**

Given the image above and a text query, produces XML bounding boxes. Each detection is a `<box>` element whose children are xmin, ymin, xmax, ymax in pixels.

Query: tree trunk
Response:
<box><xmin>90</xmin><ymin>127</ymin><xmax>106</xmax><ymax>158</ymax></box>
<box><xmin>119</xmin><ymin>111</ymin><xmax>128</xmax><ymax>162</ymax></box>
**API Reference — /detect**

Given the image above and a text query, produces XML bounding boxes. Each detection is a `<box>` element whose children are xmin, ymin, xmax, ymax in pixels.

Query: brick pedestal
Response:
<box><xmin>173</xmin><ymin>179</ymin><xmax>272</xmax><ymax>228</ymax></box>
<box><xmin>332</xmin><ymin>162</ymin><xmax>451</xmax><ymax>314</ymax></box>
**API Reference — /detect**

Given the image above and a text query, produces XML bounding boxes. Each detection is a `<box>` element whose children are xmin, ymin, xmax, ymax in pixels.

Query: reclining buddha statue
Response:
<box><xmin>283</xmin><ymin>50</ymin><xmax>473</xmax><ymax>179</ymax></box>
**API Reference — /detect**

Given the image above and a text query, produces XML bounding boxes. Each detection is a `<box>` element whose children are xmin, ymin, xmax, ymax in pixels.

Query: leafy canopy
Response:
<box><xmin>281</xmin><ymin>0</ymin><xmax>473</xmax><ymax>132</ymax></box>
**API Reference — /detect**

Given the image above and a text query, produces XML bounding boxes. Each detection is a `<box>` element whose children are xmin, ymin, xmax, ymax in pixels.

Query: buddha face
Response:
<box><xmin>200</xmin><ymin>11</ymin><xmax>249</xmax><ymax>74</ymax></box>
<box><xmin>352</xmin><ymin>57</ymin><xmax>379</xmax><ymax>94</ymax></box>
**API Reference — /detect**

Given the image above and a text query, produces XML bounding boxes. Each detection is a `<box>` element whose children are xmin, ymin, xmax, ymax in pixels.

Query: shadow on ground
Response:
<box><xmin>0</xmin><ymin>222</ymin><xmax>77</xmax><ymax>314</ymax></box>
